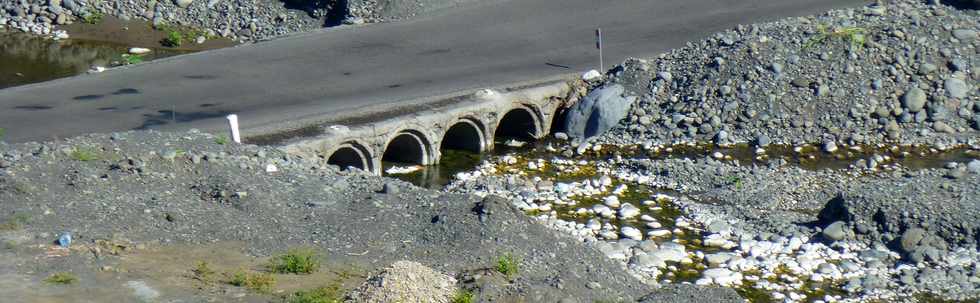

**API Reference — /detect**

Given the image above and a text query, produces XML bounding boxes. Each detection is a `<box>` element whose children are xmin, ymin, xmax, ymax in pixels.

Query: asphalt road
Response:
<box><xmin>0</xmin><ymin>0</ymin><xmax>865</xmax><ymax>143</ymax></box>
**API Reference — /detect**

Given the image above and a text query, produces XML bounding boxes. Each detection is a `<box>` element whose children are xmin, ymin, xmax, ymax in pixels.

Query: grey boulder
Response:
<box><xmin>564</xmin><ymin>84</ymin><xmax>636</xmax><ymax>141</ymax></box>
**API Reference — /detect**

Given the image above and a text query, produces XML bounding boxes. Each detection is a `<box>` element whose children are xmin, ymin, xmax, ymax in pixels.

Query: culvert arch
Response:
<box><xmin>382</xmin><ymin>129</ymin><xmax>434</xmax><ymax>165</ymax></box>
<box><xmin>494</xmin><ymin>105</ymin><xmax>543</xmax><ymax>141</ymax></box>
<box><xmin>440</xmin><ymin>117</ymin><xmax>487</xmax><ymax>153</ymax></box>
<box><xmin>326</xmin><ymin>141</ymin><xmax>374</xmax><ymax>172</ymax></box>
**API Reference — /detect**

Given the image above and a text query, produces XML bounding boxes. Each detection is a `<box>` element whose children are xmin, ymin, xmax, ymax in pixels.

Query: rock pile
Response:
<box><xmin>595</xmin><ymin>0</ymin><xmax>979</xmax><ymax>148</ymax></box>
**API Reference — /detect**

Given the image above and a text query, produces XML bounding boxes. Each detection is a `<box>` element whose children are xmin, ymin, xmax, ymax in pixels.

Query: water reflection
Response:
<box><xmin>0</xmin><ymin>30</ymin><xmax>187</xmax><ymax>89</ymax></box>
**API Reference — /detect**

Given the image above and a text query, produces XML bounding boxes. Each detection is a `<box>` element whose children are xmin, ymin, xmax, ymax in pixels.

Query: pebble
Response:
<box><xmin>902</xmin><ymin>87</ymin><xmax>927</xmax><ymax>113</ymax></box>
<box><xmin>822</xmin><ymin>221</ymin><xmax>848</xmax><ymax>241</ymax></box>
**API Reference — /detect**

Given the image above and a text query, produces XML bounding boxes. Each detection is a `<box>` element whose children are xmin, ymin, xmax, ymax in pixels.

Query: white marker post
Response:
<box><xmin>596</xmin><ymin>28</ymin><xmax>603</xmax><ymax>72</ymax></box>
<box><xmin>226</xmin><ymin>114</ymin><xmax>241</xmax><ymax>144</ymax></box>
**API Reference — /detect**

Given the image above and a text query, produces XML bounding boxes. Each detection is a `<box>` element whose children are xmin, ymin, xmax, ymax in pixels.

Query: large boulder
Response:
<box><xmin>564</xmin><ymin>84</ymin><xmax>636</xmax><ymax>141</ymax></box>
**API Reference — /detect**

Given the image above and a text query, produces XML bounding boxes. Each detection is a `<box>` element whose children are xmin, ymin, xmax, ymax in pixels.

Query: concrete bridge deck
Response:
<box><xmin>0</xmin><ymin>0</ymin><xmax>865</xmax><ymax>144</ymax></box>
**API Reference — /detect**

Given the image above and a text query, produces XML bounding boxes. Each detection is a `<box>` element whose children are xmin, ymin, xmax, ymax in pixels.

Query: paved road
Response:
<box><xmin>0</xmin><ymin>0</ymin><xmax>864</xmax><ymax>143</ymax></box>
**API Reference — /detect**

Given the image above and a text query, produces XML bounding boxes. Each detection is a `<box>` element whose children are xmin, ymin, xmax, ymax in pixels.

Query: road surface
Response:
<box><xmin>0</xmin><ymin>0</ymin><xmax>865</xmax><ymax>143</ymax></box>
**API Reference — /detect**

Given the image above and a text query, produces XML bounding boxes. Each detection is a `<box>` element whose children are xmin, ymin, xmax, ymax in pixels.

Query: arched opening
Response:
<box><xmin>440</xmin><ymin>120</ymin><xmax>484</xmax><ymax>153</ymax></box>
<box><xmin>327</xmin><ymin>143</ymin><xmax>370</xmax><ymax>171</ymax></box>
<box><xmin>382</xmin><ymin>131</ymin><xmax>429</xmax><ymax>165</ymax></box>
<box><xmin>550</xmin><ymin>107</ymin><xmax>570</xmax><ymax>134</ymax></box>
<box><xmin>494</xmin><ymin>108</ymin><xmax>538</xmax><ymax>141</ymax></box>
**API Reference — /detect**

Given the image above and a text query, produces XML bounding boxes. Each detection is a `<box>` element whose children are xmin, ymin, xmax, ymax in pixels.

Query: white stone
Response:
<box><xmin>582</xmin><ymin>69</ymin><xmax>602</xmax><ymax>81</ymax></box>
<box><xmin>621</xmin><ymin>226</ymin><xmax>643</xmax><ymax>240</ymax></box>
<box><xmin>640</xmin><ymin>214</ymin><xmax>656</xmax><ymax>222</ymax></box>
<box><xmin>385</xmin><ymin>165</ymin><xmax>421</xmax><ymax>174</ymax></box>
<box><xmin>618</xmin><ymin>203</ymin><xmax>640</xmax><ymax>219</ymax></box>
<box><xmin>704</xmin><ymin>234</ymin><xmax>729</xmax><ymax>248</ymax></box>
<box><xmin>265</xmin><ymin>164</ymin><xmax>278</xmax><ymax>173</ymax></box>
<box><xmin>647</xmin><ymin>229</ymin><xmax>671</xmax><ymax>237</ymax></box>
<box><xmin>599</xmin><ymin>175</ymin><xmax>613</xmax><ymax>187</ymax></box>
<box><xmin>129</xmin><ymin>47</ymin><xmax>151</xmax><ymax>55</ymax></box>
<box><xmin>705</xmin><ymin>253</ymin><xmax>735</xmax><ymax>267</ymax></box>
<box><xmin>603</xmin><ymin>195</ymin><xmax>621</xmax><ymax>208</ymax></box>
<box><xmin>599</xmin><ymin>230</ymin><xmax>618</xmax><ymax>240</ymax></box>
<box><xmin>650</xmin><ymin>243</ymin><xmax>686</xmax><ymax>262</ymax></box>
<box><xmin>703</xmin><ymin>268</ymin><xmax>742</xmax><ymax>286</ymax></box>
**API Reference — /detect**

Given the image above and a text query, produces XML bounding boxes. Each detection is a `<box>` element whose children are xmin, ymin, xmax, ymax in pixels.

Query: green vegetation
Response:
<box><xmin>163</xmin><ymin>30</ymin><xmax>183</xmax><ymax>47</ymax></box>
<box><xmin>45</xmin><ymin>272</ymin><xmax>78</xmax><ymax>285</ymax></box>
<box><xmin>0</xmin><ymin>128</ymin><xmax>5</xmax><ymax>140</ymax></box>
<box><xmin>803</xmin><ymin>24</ymin><xmax>867</xmax><ymax>51</ymax></box>
<box><xmin>215</xmin><ymin>135</ymin><xmax>230</xmax><ymax>145</ymax></box>
<box><xmin>495</xmin><ymin>253</ymin><xmax>520</xmax><ymax>280</ymax></box>
<box><xmin>0</xmin><ymin>213</ymin><xmax>29</xmax><ymax>231</ymax></box>
<box><xmin>285</xmin><ymin>284</ymin><xmax>343</xmax><ymax>303</ymax></box>
<box><xmin>269</xmin><ymin>249</ymin><xmax>321</xmax><ymax>274</ymax></box>
<box><xmin>82</xmin><ymin>10</ymin><xmax>104</xmax><ymax>24</ymax></box>
<box><xmin>121</xmin><ymin>54</ymin><xmax>145</xmax><ymax>65</ymax></box>
<box><xmin>229</xmin><ymin>269</ymin><xmax>276</xmax><ymax>293</ymax></box>
<box><xmin>725</xmin><ymin>175</ymin><xmax>743</xmax><ymax>190</ymax></box>
<box><xmin>69</xmin><ymin>146</ymin><xmax>100</xmax><ymax>161</ymax></box>
<box><xmin>157</xmin><ymin>24</ymin><xmax>211</xmax><ymax>48</ymax></box>
<box><xmin>452</xmin><ymin>290</ymin><xmax>475</xmax><ymax>303</ymax></box>
<box><xmin>191</xmin><ymin>261</ymin><xmax>217</xmax><ymax>285</ymax></box>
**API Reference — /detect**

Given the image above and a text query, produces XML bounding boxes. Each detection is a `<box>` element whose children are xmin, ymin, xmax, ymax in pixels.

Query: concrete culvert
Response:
<box><xmin>383</xmin><ymin>132</ymin><xmax>429</xmax><ymax>164</ymax></box>
<box><xmin>327</xmin><ymin>144</ymin><xmax>369</xmax><ymax>171</ymax></box>
<box><xmin>440</xmin><ymin>120</ymin><xmax>484</xmax><ymax>153</ymax></box>
<box><xmin>495</xmin><ymin>108</ymin><xmax>538</xmax><ymax>141</ymax></box>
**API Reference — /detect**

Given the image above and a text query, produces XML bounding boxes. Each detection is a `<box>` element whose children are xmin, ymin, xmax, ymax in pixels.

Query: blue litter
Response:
<box><xmin>58</xmin><ymin>232</ymin><xmax>72</xmax><ymax>248</ymax></box>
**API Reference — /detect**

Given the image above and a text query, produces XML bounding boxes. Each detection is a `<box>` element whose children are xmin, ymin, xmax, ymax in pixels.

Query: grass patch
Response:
<box><xmin>0</xmin><ymin>128</ymin><xmax>5</xmax><ymax>141</ymax></box>
<box><xmin>45</xmin><ymin>272</ymin><xmax>77</xmax><ymax>285</ymax></box>
<box><xmin>285</xmin><ymin>283</ymin><xmax>343</xmax><ymax>303</ymax></box>
<box><xmin>157</xmin><ymin>24</ymin><xmax>211</xmax><ymax>48</ymax></box>
<box><xmin>452</xmin><ymin>289</ymin><xmax>475</xmax><ymax>303</ymax></box>
<box><xmin>69</xmin><ymin>146</ymin><xmax>100</xmax><ymax>161</ymax></box>
<box><xmin>725</xmin><ymin>175</ymin><xmax>743</xmax><ymax>190</ymax></box>
<box><xmin>163</xmin><ymin>30</ymin><xmax>183</xmax><ymax>47</ymax></box>
<box><xmin>803</xmin><ymin>24</ymin><xmax>867</xmax><ymax>51</ymax></box>
<box><xmin>495</xmin><ymin>252</ymin><xmax>520</xmax><ymax>280</ymax></box>
<box><xmin>81</xmin><ymin>10</ymin><xmax>103</xmax><ymax>24</ymax></box>
<box><xmin>229</xmin><ymin>269</ymin><xmax>276</xmax><ymax>294</ymax></box>
<box><xmin>215</xmin><ymin>135</ymin><xmax>230</xmax><ymax>145</ymax></box>
<box><xmin>0</xmin><ymin>213</ymin><xmax>29</xmax><ymax>231</ymax></box>
<box><xmin>269</xmin><ymin>249</ymin><xmax>321</xmax><ymax>274</ymax></box>
<box><xmin>121</xmin><ymin>54</ymin><xmax>145</xmax><ymax>65</ymax></box>
<box><xmin>191</xmin><ymin>261</ymin><xmax>217</xmax><ymax>285</ymax></box>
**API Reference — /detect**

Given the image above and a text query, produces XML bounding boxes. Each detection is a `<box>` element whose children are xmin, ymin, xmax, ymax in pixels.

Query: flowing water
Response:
<box><xmin>385</xmin><ymin>139</ymin><xmax>980</xmax><ymax>189</ymax></box>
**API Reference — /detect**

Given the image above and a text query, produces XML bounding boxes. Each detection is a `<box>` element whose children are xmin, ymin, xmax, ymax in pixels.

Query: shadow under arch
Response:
<box><xmin>327</xmin><ymin>141</ymin><xmax>372</xmax><ymax>171</ymax></box>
